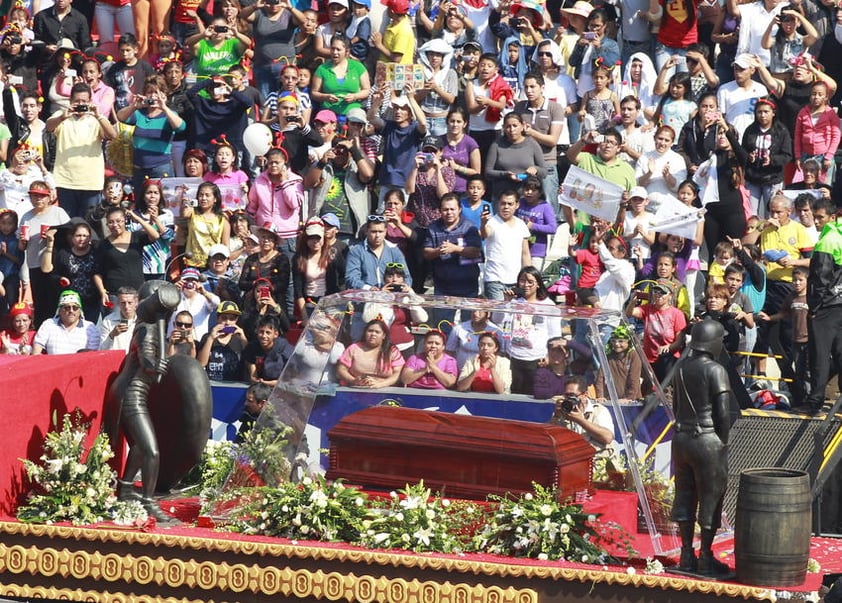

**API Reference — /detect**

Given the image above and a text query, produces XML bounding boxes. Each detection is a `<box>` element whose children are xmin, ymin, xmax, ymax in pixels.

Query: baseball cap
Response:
<box><xmin>208</xmin><ymin>243</ymin><xmax>230</xmax><ymax>259</ymax></box>
<box><xmin>629</xmin><ymin>186</ymin><xmax>648</xmax><ymax>200</ymax></box>
<box><xmin>314</xmin><ymin>109</ymin><xmax>338</xmax><ymax>124</ymax></box>
<box><xmin>321</xmin><ymin>213</ymin><xmax>341</xmax><ymax>229</ymax></box>
<box><xmin>381</xmin><ymin>0</ymin><xmax>409</xmax><ymax>14</ymax></box>
<box><xmin>328</xmin><ymin>0</ymin><xmax>349</xmax><ymax>7</ymax></box>
<box><xmin>462</xmin><ymin>41</ymin><xmax>482</xmax><ymax>53</ymax></box>
<box><xmin>421</xmin><ymin>135</ymin><xmax>443</xmax><ymax>151</ymax></box>
<box><xmin>652</xmin><ymin>279</ymin><xmax>676</xmax><ymax>295</ymax></box>
<box><xmin>305</xmin><ymin>218</ymin><xmax>325</xmax><ymax>238</ymax></box>
<box><xmin>391</xmin><ymin>95</ymin><xmax>410</xmax><ymax>108</ymax></box>
<box><xmin>732</xmin><ymin>53</ymin><xmax>754</xmax><ymax>69</ymax></box>
<box><xmin>181</xmin><ymin>267</ymin><xmax>201</xmax><ymax>281</ymax></box>
<box><xmin>217</xmin><ymin>300</ymin><xmax>242</xmax><ymax>316</ymax></box>
<box><xmin>346</xmin><ymin>107</ymin><xmax>367</xmax><ymax>124</ymax></box>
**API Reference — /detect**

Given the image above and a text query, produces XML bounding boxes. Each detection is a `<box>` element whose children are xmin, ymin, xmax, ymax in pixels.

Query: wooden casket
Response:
<box><xmin>326</xmin><ymin>406</ymin><xmax>595</xmax><ymax>500</ymax></box>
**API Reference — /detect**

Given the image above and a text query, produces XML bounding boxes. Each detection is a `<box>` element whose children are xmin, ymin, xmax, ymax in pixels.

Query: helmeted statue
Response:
<box><xmin>672</xmin><ymin>319</ymin><xmax>731</xmax><ymax>575</ymax></box>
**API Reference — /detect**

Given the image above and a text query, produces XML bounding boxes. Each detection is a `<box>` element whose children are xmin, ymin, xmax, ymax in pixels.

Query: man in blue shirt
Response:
<box><xmin>346</xmin><ymin>215</ymin><xmax>412</xmax><ymax>290</ymax></box>
<box><xmin>423</xmin><ymin>193</ymin><xmax>483</xmax><ymax>297</ymax></box>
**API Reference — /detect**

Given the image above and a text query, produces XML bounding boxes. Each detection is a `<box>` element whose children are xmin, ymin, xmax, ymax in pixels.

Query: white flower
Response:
<box><xmin>626</xmin><ymin>567</ymin><xmax>636</xmax><ymax>575</ymax></box>
<box><xmin>45</xmin><ymin>459</ymin><xmax>63</xmax><ymax>475</ymax></box>
<box><xmin>400</xmin><ymin>495</ymin><xmax>422</xmax><ymax>510</ymax></box>
<box><xmin>374</xmin><ymin>532</ymin><xmax>390</xmax><ymax>545</ymax></box>
<box><xmin>441</xmin><ymin>499</ymin><xmax>451</xmax><ymax>507</ymax></box>
<box><xmin>524</xmin><ymin>493</ymin><xmax>533</xmax><ymax>501</ymax></box>
<box><xmin>395</xmin><ymin>512</ymin><xmax>404</xmax><ymax>521</ymax></box>
<box><xmin>300</xmin><ymin>525</ymin><xmax>310</xmax><ymax>534</ymax></box>
<box><xmin>539</xmin><ymin>504</ymin><xmax>553</xmax><ymax>517</ymax></box>
<box><xmin>587</xmin><ymin>514</ymin><xmax>596</xmax><ymax>523</ymax></box>
<box><xmin>807</xmin><ymin>558</ymin><xmax>821</xmax><ymax>573</ymax></box>
<box><xmin>413</xmin><ymin>527</ymin><xmax>434</xmax><ymax>546</ymax></box>
<box><xmin>559</xmin><ymin>523</ymin><xmax>570</xmax><ymax>534</ymax></box>
<box><xmin>355</xmin><ymin>497</ymin><xmax>364</xmax><ymax>506</ymax></box>
<box><xmin>302</xmin><ymin>477</ymin><xmax>313</xmax><ymax>486</ymax></box>
<box><xmin>644</xmin><ymin>558</ymin><xmax>665</xmax><ymax>574</ymax></box>
<box><xmin>425</xmin><ymin>509</ymin><xmax>436</xmax><ymax>520</ymax></box>
<box><xmin>537</xmin><ymin>553</ymin><xmax>548</xmax><ymax>561</ymax></box>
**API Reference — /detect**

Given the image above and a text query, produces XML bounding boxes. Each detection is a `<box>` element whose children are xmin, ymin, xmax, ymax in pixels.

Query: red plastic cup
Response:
<box><xmin>20</xmin><ymin>224</ymin><xmax>30</xmax><ymax>240</ymax></box>
<box><xmin>40</xmin><ymin>224</ymin><xmax>50</xmax><ymax>238</ymax></box>
<box><xmin>59</xmin><ymin>277</ymin><xmax>71</xmax><ymax>287</ymax></box>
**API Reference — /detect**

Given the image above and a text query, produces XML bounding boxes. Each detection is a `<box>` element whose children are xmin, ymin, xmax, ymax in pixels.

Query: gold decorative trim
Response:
<box><xmin>0</xmin><ymin>542</ymin><xmax>537</xmax><ymax>603</ymax></box>
<box><xmin>0</xmin><ymin>522</ymin><xmax>775</xmax><ymax>599</ymax></box>
<box><xmin>0</xmin><ymin>585</ymin><xmax>211</xmax><ymax>603</ymax></box>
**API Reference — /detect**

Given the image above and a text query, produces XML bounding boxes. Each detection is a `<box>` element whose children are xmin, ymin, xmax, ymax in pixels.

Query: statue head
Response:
<box><xmin>136</xmin><ymin>280</ymin><xmax>181</xmax><ymax>323</ymax></box>
<box><xmin>689</xmin><ymin>319</ymin><xmax>724</xmax><ymax>357</ymax></box>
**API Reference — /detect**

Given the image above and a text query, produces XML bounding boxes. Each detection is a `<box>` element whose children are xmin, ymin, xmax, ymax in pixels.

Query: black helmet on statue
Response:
<box><xmin>689</xmin><ymin>319</ymin><xmax>724</xmax><ymax>357</ymax></box>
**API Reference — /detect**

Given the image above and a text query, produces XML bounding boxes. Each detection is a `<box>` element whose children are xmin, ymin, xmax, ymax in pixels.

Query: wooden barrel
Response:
<box><xmin>735</xmin><ymin>468</ymin><xmax>812</xmax><ymax>586</ymax></box>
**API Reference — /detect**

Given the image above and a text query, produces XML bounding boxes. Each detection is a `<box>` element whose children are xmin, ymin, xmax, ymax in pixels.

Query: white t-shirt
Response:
<box><xmin>717</xmin><ymin>80</ymin><xmax>769</xmax><ymax>141</ymax></box>
<box><xmin>736</xmin><ymin>1</ymin><xmax>783</xmax><ymax>66</ymax></box>
<box><xmin>623</xmin><ymin>210</ymin><xmax>656</xmax><ymax>259</ymax></box>
<box><xmin>483</xmin><ymin>214</ymin><xmax>531</xmax><ymax>283</ymax></box>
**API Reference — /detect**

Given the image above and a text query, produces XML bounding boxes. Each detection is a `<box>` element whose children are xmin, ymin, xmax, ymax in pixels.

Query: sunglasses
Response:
<box><xmin>367</xmin><ymin>214</ymin><xmax>386</xmax><ymax>223</ymax></box>
<box><xmin>537</xmin><ymin>51</ymin><xmax>553</xmax><ymax>57</ymax></box>
<box><xmin>175</xmin><ymin>321</ymin><xmax>193</xmax><ymax>328</ymax></box>
<box><xmin>651</xmin><ymin>289</ymin><xmax>668</xmax><ymax>296</ymax></box>
<box><xmin>386</xmin><ymin>262</ymin><xmax>405</xmax><ymax>269</ymax></box>
<box><xmin>60</xmin><ymin>305</ymin><xmax>80</xmax><ymax>311</ymax></box>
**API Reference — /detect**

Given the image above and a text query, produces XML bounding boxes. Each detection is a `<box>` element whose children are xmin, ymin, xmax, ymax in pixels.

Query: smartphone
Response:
<box><xmin>213</xmin><ymin>25</ymin><xmax>229</xmax><ymax>33</ymax></box>
<box><xmin>674</xmin><ymin>56</ymin><xmax>687</xmax><ymax>67</ymax></box>
<box><xmin>584</xmin><ymin>31</ymin><xmax>596</xmax><ymax>40</ymax></box>
<box><xmin>213</xmin><ymin>87</ymin><xmax>228</xmax><ymax>97</ymax></box>
<box><xmin>512</xmin><ymin>286</ymin><xmax>527</xmax><ymax>298</ymax></box>
<box><xmin>65</xmin><ymin>68</ymin><xmax>77</xmax><ymax>78</ymax></box>
<box><xmin>119</xmin><ymin>318</ymin><xmax>129</xmax><ymax>326</ymax></box>
<box><xmin>220</xmin><ymin>325</ymin><xmax>236</xmax><ymax>334</ymax></box>
<box><xmin>387</xmin><ymin>284</ymin><xmax>403</xmax><ymax>292</ymax></box>
<box><xmin>7</xmin><ymin>75</ymin><xmax>23</xmax><ymax>86</ymax></box>
<box><xmin>481</xmin><ymin>205</ymin><xmax>491</xmax><ymax>215</ymax></box>
<box><xmin>258</xmin><ymin>286</ymin><xmax>271</xmax><ymax>300</ymax></box>
<box><xmin>593</xmin><ymin>134</ymin><xmax>605</xmax><ymax>143</ymax></box>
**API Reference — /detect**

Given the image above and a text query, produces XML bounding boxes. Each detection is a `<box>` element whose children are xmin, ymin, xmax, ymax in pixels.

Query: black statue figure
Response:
<box><xmin>104</xmin><ymin>280</ymin><xmax>212</xmax><ymax>522</ymax></box>
<box><xmin>670</xmin><ymin>319</ymin><xmax>731</xmax><ymax>576</ymax></box>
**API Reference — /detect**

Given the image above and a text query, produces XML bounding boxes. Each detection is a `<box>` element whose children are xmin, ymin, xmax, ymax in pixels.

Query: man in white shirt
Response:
<box><xmin>481</xmin><ymin>190</ymin><xmax>531</xmax><ymax>300</ymax></box>
<box><xmin>716</xmin><ymin>54</ymin><xmax>768</xmax><ymax>140</ymax></box>
<box><xmin>730</xmin><ymin>0</ymin><xmax>783</xmax><ymax>67</ymax></box>
<box><xmin>99</xmin><ymin>286</ymin><xmax>139</xmax><ymax>353</ymax></box>
<box><xmin>33</xmin><ymin>289</ymin><xmax>99</xmax><ymax>354</ymax></box>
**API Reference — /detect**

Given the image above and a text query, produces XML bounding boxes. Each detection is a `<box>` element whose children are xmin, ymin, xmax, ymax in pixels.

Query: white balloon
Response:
<box><xmin>242</xmin><ymin>123</ymin><xmax>273</xmax><ymax>157</ymax></box>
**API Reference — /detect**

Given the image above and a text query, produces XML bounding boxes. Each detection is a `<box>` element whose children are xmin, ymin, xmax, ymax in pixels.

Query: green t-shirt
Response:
<box><xmin>195</xmin><ymin>38</ymin><xmax>243</xmax><ymax>78</ymax></box>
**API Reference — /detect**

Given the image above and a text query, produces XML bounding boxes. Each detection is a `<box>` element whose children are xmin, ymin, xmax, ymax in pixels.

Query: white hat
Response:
<box><xmin>208</xmin><ymin>243</ymin><xmax>230</xmax><ymax>259</ymax></box>
<box><xmin>629</xmin><ymin>186</ymin><xmax>648</xmax><ymax>200</ymax></box>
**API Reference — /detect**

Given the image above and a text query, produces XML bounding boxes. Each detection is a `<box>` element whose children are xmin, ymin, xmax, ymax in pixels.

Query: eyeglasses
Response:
<box><xmin>367</xmin><ymin>214</ymin><xmax>386</xmax><ymax>223</ymax></box>
<box><xmin>386</xmin><ymin>262</ymin><xmax>405</xmax><ymax>269</ymax></box>
<box><xmin>537</xmin><ymin>52</ymin><xmax>553</xmax><ymax>57</ymax></box>
<box><xmin>599</xmin><ymin>139</ymin><xmax>619</xmax><ymax>147</ymax></box>
<box><xmin>60</xmin><ymin>305</ymin><xmax>80</xmax><ymax>311</ymax></box>
<box><xmin>175</xmin><ymin>321</ymin><xmax>193</xmax><ymax>328</ymax></box>
<box><xmin>651</xmin><ymin>289</ymin><xmax>668</xmax><ymax>296</ymax></box>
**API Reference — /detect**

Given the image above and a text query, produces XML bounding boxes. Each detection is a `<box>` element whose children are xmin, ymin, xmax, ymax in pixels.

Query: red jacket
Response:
<box><xmin>483</xmin><ymin>74</ymin><xmax>514</xmax><ymax>124</ymax></box>
<box><xmin>794</xmin><ymin>105</ymin><xmax>842</xmax><ymax>161</ymax></box>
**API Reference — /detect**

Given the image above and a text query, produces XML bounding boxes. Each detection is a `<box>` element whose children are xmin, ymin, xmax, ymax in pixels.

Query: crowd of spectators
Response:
<box><xmin>2</xmin><ymin>0</ymin><xmax>842</xmax><ymax>422</ymax></box>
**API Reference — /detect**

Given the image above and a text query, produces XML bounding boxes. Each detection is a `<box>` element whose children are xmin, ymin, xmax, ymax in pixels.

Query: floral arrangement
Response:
<box><xmin>219</xmin><ymin>477</ymin><xmax>614</xmax><ymax>562</ymax></box>
<box><xmin>475</xmin><ymin>483</ymin><xmax>613</xmax><ymax>562</ymax></box>
<box><xmin>16</xmin><ymin>411</ymin><xmax>147</xmax><ymax>526</ymax></box>
<box><xmin>358</xmin><ymin>482</ymin><xmax>480</xmax><ymax>553</ymax></box>
<box><xmin>229</xmin><ymin>476</ymin><xmax>369</xmax><ymax>542</ymax></box>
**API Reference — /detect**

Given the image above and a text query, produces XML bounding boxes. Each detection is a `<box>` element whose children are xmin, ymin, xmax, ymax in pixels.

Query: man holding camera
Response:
<box><xmin>46</xmin><ymin>83</ymin><xmax>117</xmax><ymax>219</ymax></box>
<box><xmin>549</xmin><ymin>374</ymin><xmax>616</xmax><ymax>458</ymax></box>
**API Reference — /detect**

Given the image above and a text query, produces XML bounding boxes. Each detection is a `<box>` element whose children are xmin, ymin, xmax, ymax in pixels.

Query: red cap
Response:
<box><xmin>381</xmin><ymin>0</ymin><xmax>409</xmax><ymax>14</ymax></box>
<box><xmin>8</xmin><ymin>302</ymin><xmax>33</xmax><ymax>319</ymax></box>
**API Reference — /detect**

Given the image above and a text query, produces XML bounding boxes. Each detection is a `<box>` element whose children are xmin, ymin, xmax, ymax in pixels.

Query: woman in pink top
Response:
<box><xmin>401</xmin><ymin>329</ymin><xmax>458</xmax><ymax>389</ymax></box>
<box><xmin>337</xmin><ymin>319</ymin><xmax>405</xmax><ymax>388</ymax></box>
<box><xmin>56</xmin><ymin>59</ymin><xmax>116</xmax><ymax>119</ymax></box>
<box><xmin>246</xmin><ymin>147</ymin><xmax>304</xmax><ymax>241</ymax></box>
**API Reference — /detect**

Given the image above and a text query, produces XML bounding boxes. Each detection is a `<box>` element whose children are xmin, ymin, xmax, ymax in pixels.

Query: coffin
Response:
<box><xmin>326</xmin><ymin>406</ymin><xmax>595</xmax><ymax>500</ymax></box>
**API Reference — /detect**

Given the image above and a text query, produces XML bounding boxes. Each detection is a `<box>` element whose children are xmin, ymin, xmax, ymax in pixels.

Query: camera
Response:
<box><xmin>73</xmin><ymin>104</ymin><xmax>89</xmax><ymax>113</ymax></box>
<box><xmin>213</xmin><ymin>25</ymin><xmax>229</xmax><ymax>33</ymax></box>
<box><xmin>416</xmin><ymin>152</ymin><xmax>435</xmax><ymax>164</ymax></box>
<box><xmin>21</xmin><ymin>150</ymin><xmax>33</xmax><ymax>161</ymax></box>
<box><xmin>144</xmin><ymin>97</ymin><xmax>156</xmax><ymax>106</ymax></box>
<box><xmin>560</xmin><ymin>394</ymin><xmax>579</xmax><ymax>414</ymax></box>
<box><xmin>584</xmin><ymin>31</ymin><xmax>596</xmax><ymax>40</ymax></box>
<box><xmin>220</xmin><ymin>325</ymin><xmax>236</xmax><ymax>334</ymax></box>
<box><xmin>387</xmin><ymin>284</ymin><xmax>403</xmax><ymax>292</ymax></box>
<box><xmin>7</xmin><ymin>34</ymin><xmax>22</xmax><ymax>45</ymax></box>
<box><xmin>186</xmin><ymin>199</ymin><xmax>198</xmax><ymax>208</ymax></box>
<box><xmin>511</xmin><ymin>17</ymin><xmax>523</xmax><ymax>26</ymax></box>
<box><xmin>512</xmin><ymin>286</ymin><xmax>526</xmax><ymax>298</ymax></box>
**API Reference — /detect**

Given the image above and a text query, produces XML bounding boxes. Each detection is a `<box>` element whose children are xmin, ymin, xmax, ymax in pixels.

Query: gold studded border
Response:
<box><xmin>0</xmin><ymin>522</ymin><xmax>772</xmax><ymax>599</ymax></box>
<box><xmin>0</xmin><ymin>542</ymin><xmax>538</xmax><ymax>603</ymax></box>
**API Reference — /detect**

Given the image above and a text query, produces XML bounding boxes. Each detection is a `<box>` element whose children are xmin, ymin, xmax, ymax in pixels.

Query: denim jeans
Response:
<box><xmin>94</xmin><ymin>2</ymin><xmax>135</xmax><ymax>45</ymax></box>
<box><xmin>483</xmin><ymin>280</ymin><xmax>514</xmax><ymax>301</ymax></box>
<box><xmin>57</xmin><ymin>188</ymin><xmax>102</xmax><ymax>219</ymax></box>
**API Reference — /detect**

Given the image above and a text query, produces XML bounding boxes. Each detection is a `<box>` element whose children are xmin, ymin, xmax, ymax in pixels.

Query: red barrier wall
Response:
<box><xmin>0</xmin><ymin>351</ymin><xmax>124</xmax><ymax>518</ymax></box>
